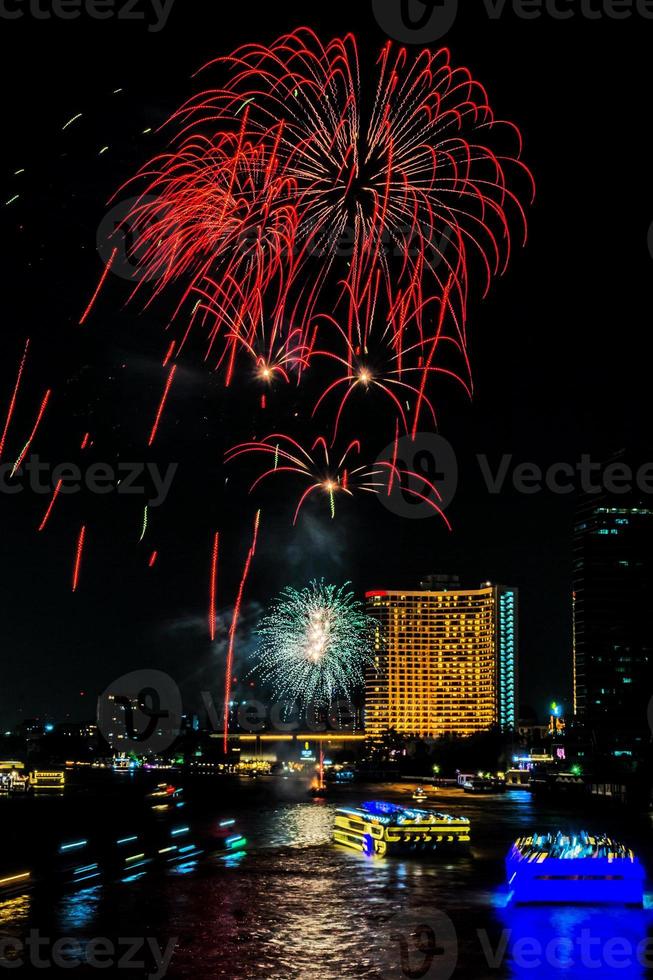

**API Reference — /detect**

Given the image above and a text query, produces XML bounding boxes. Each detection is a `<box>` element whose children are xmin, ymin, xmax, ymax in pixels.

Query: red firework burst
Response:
<box><xmin>116</xmin><ymin>28</ymin><xmax>533</xmax><ymax>396</ymax></box>
<box><xmin>225</xmin><ymin>432</ymin><xmax>451</xmax><ymax>529</ymax></box>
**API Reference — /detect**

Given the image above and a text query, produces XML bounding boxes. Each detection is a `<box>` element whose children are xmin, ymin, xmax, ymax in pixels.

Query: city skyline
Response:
<box><xmin>2</xmin><ymin>3</ymin><xmax>652</xmax><ymax>736</ymax></box>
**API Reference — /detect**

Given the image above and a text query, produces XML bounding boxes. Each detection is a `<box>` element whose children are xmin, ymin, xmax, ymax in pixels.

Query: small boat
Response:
<box><xmin>309</xmin><ymin>745</ymin><xmax>328</xmax><ymax>797</ymax></box>
<box><xmin>462</xmin><ymin>777</ymin><xmax>506</xmax><ymax>794</ymax></box>
<box><xmin>506</xmin><ymin>831</ymin><xmax>644</xmax><ymax>905</ymax></box>
<box><xmin>334</xmin><ymin>800</ymin><xmax>470</xmax><ymax>857</ymax></box>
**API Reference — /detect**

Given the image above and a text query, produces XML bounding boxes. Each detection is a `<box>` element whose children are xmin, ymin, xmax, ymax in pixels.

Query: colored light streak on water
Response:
<box><xmin>0</xmin><ymin>337</ymin><xmax>29</xmax><ymax>461</ymax></box>
<box><xmin>124</xmin><ymin>854</ymin><xmax>149</xmax><ymax>870</ymax></box>
<box><xmin>0</xmin><ymin>872</ymin><xmax>31</xmax><ymax>887</ymax></box>
<box><xmin>169</xmin><ymin>860</ymin><xmax>199</xmax><ymax>876</ymax></box>
<box><xmin>38</xmin><ymin>479</ymin><xmax>63</xmax><ymax>532</ymax></box>
<box><xmin>220</xmin><ymin>849</ymin><xmax>247</xmax><ymax>867</ymax></box>
<box><xmin>72</xmin><ymin>863</ymin><xmax>101</xmax><ymax>884</ymax></box>
<box><xmin>72</xmin><ymin>525</ymin><xmax>86</xmax><ymax>592</ymax></box>
<box><xmin>10</xmin><ymin>389</ymin><xmax>52</xmax><ymax>477</ymax></box>
<box><xmin>79</xmin><ymin>248</ymin><xmax>117</xmax><ymax>325</ymax></box>
<box><xmin>59</xmin><ymin>840</ymin><xmax>87</xmax><ymax>853</ymax></box>
<box><xmin>116</xmin><ymin>836</ymin><xmax>138</xmax><ymax>846</ymax></box>
<box><xmin>209</xmin><ymin>531</ymin><xmax>219</xmax><ymax>641</ymax></box>
<box><xmin>170</xmin><ymin>826</ymin><xmax>189</xmax><ymax>837</ymax></box>
<box><xmin>147</xmin><ymin>363</ymin><xmax>177</xmax><ymax>446</ymax></box>
<box><xmin>224</xmin><ymin>510</ymin><xmax>261</xmax><ymax>751</ymax></box>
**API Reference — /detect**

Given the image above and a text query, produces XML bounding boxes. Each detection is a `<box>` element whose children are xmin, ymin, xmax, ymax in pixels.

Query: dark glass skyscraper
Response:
<box><xmin>573</xmin><ymin>478</ymin><xmax>653</xmax><ymax>736</ymax></box>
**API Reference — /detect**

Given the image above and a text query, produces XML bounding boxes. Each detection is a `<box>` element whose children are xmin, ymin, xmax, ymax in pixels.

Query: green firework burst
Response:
<box><xmin>253</xmin><ymin>579</ymin><xmax>377</xmax><ymax>709</ymax></box>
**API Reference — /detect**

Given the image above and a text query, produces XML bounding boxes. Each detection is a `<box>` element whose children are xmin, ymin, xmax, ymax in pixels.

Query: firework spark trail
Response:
<box><xmin>162</xmin><ymin>340</ymin><xmax>176</xmax><ymax>366</ymax></box>
<box><xmin>0</xmin><ymin>338</ymin><xmax>30</xmax><ymax>461</ymax></box>
<box><xmin>79</xmin><ymin>248</ymin><xmax>118</xmax><ymax>325</ymax></box>
<box><xmin>148</xmin><ymin>550</ymin><xmax>158</xmax><ymax>567</ymax></box>
<box><xmin>253</xmin><ymin>579</ymin><xmax>377</xmax><ymax>712</ymax></box>
<box><xmin>148</xmin><ymin>364</ymin><xmax>177</xmax><ymax>446</ymax></box>
<box><xmin>38</xmin><ymin>478</ymin><xmax>63</xmax><ymax>532</ymax></box>
<box><xmin>72</xmin><ymin>525</ymin><xmax>86</xmax><ymax>592</ymax></box>
<box><xmin>139</xmin><ymin>505</ymin><xmax>149</xmax><ymax>541</ymax></box>
<box><xmin>10</xmin><ymin>389</ymin><xmax>52</xmax><ymax>477</ymax></box>
<box><xmin>209</xmin><ymin>531</ymin><xmax>219</xmax><ymax>641</ymax></box>
<box><xmin>223</xmin><ymin>510</ymin><xmax>260</xmax><ymax>752</ymax></box>
<box><xmin>62</xmin><ymin>112</ymin><xmax>83</xmax><ymax>131</ymax></box>
<box><xmin>80</xmin><ymin>432</ymin><xmax>90</xmax><ymax>450</ymax></box>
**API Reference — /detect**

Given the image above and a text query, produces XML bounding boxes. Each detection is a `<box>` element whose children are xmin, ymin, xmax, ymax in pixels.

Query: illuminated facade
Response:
<box><xmin>365</xmin><ymin>584</ymin><xmax>518</xmax><ymax>738</ymax></box>
<box><xmin>573</xmin><ymin>494</ymin><xmax>653</xmax><ymax>732</ymax></box>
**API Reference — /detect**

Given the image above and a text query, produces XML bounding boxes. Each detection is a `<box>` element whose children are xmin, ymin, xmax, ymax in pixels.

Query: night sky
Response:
<box><xmin>2</xmin><ymin>1</ymin><xmax>652</xmax><ymax>728</ymax></box>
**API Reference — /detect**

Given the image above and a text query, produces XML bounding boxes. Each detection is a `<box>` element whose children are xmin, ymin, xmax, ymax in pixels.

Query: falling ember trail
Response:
<box><xmin>72</xmin><ymin>525</ymin><xmax>86</xmax><ymax>592</ymax></box>
<box><xmin>79</xmin><ymin>248</ymin><xmax>117</xmax><ymax>325</ymax></box>
<box><xmin>224</xmin><ymin>511</ymin><xmax>261</xmax><ymax>752</ymax></box>
<box><xmin>148</xmin><ymin>364</ymin><xmax>177</xmax><ymax>447</ymax></box>
<box><xmin>11</xmin><ymin>389</ymin><xmax>52</xmax><ymax>477</ymax></box>
<box><xmin>0</xmin><ymin>337</ymin><xmax>30</xmax><ymax>461</ymax></box>
<box><xmin>209</xmin><ymin>532</ymin><xmax>220</xmax><ymax>642</ymax></box>
<box><xmin>62</xmin><ymin>112</ymin><xmax>83</xmax><ymax>131</ymax></box>
<box><xmin>38</xmin><ymin>479</ymin><xmax>63</xmax><ymax>532</ymax></box>
<box><xmin>162</xmin><ymin>340</ymin><xmax>175</xmax><ymax>367</ymax></box>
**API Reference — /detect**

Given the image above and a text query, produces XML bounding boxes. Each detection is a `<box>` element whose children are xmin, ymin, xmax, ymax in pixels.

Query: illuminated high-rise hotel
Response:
<box><xmin>365</xmin><ymin>582</ymin><xmax>518</xmax><ymax>738</ymax></box>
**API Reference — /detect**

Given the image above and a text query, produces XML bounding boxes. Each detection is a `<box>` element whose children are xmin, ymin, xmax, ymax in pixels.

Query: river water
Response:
<box><xmin>1</xmin><ymin>773</ymin><xmax>653</xmax><ymax>979</ymax></box>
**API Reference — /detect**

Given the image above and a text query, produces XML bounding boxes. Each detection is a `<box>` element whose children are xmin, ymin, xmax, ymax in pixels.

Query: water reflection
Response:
<box><xmin>262</xmin><ymin>801</ymin><xmax>333</xmax><ymax>849</ymax></box>
<box><xmin>58</xmin><ymin>885</ymin><xmax>102</xmax><ymax>932</ymax></box>
<box><xmin>2</xmin><ymin>782</ymin><xmax>652</xmax><ymax>980</ymax></box>
<box><xmin>497</xmin><ymin>902</ymin><xmax>653</xmax><ymax>979</ymax></box>
<box><xmin>0</xmin><ymin>893</ymin><xmax>31</xmax><ymax>929</ymax></box>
